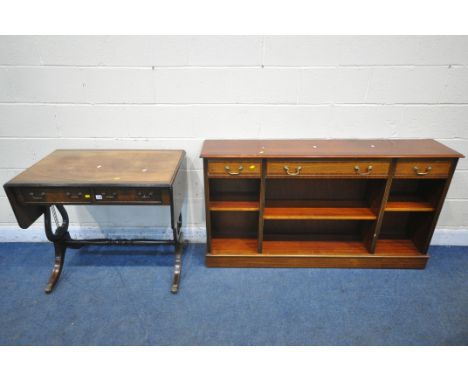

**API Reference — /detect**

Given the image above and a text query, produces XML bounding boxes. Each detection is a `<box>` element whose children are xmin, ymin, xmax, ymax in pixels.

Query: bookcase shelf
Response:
<box><xmin>209</xmin><ymin>201</ymin><xmax>260</xmax><ymax>211</ymax></box>
<box><xmin>211</xmin><ymin>238</ymin><xmax>258</xmax><ymax>255</ymax></box>
<box><xmin>385</xmin><ymin>200</ymin><xmax>435</xmax><ymax>212</ymax></box>
<box><xmin>264</xmin><ymin>206</ymin><xmax>377</xmax><ymax>220</ymax></box>
<box><xmin>201</xmin><ymin>139</ymin><xmax>463</xmax><ymax>269</ymax></box>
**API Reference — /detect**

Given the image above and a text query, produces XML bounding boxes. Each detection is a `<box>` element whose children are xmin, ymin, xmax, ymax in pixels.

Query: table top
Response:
<box><xmin>200</xmin><ymin>139</ymin><xmax>464</xmax><ymax>159</ymax></box>
<box><xmin>6</xmin><ymin>150</ymin><xmax>185</xmax><ymax>187</ymax></box>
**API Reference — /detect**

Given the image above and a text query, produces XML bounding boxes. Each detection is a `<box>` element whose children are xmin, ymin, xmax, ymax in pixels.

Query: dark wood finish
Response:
<box><xmin>203</xmin><ymin>159</ymin><xmax>212</xmax><ymax>253</ymax></box>
<box><xmin>201</xmin><ymin>139</ymin><xmax>464</xmax><ymax>159</ymax></box>
<box><xmin>420</xmin><ymin>158</ymin><xmax>459</xmax><ymax>253</ymax></box>
<box><xmin>170</xmin><ymin>158</ymin><xmax>187</xmax><ymax>233</ymax></box>
<box><xmin>18</xmin><ymin>186</ymin><xmax>171</xmax><ymax>205</ymax></box>
<box><xmin>211</xmin><ymin>211</ymin><xmax>258</xmax><ymax>238</ymax></box>
<box><xmin>387</xmin><ymin>178</ymin><xmax>445</xmax><ymax>208</ymax></box>
<box><xmin>201</xmin><ymin>139</ymin><xmax>463</xmax><ymax>269</ymax></box>
<box><xmin>8</xmin><ymin>150</ymin><xmax>184</xmax><ymax>186</ymax></box>
<box><xmin>44</xmin><ymin>239</ymin><xmax>67</xmax><ymax>294</ymax></box>
<box><xmin>209</xmin><ymin>178</ymin><xmax>260</xmax><ymax>201</ymax></box>
<box><xmin>257</xmin><ymin>159</ymin><xmax>267</xmax><ymax>253</ymax></box>
<box><xmin>263</xmin><ymin>219</ymin><xmax>371</xmax><ymax>241</ymax></box>
<box><xmin>4</xmin><ymin>149</ymin><xmax>187</xmax><ymax>293</ymax></box>
<box><xmin>4</xmin><ymin>186</ymin><xmax>48</xmax><ymax>229</ymax></box>
<box><xmin>265</xmin><ymin>178</ymin><xmax>378</xmax><ymax>200</ymax></box>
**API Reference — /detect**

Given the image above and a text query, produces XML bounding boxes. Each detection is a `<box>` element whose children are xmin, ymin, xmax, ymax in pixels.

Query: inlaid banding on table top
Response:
<box><xmin>8</xmin><ymin>150</ymin><xmax>185</xmax><ymax>186</ymax></box>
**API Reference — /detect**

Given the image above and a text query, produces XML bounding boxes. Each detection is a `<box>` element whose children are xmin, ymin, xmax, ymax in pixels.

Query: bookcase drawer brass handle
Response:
<box><xmin>224</xmin><ymin>165</ymin><xmax>243</xmax><ymax>175</ymax></box>
<box><xmin>413</xmin><ymin>166</ymin><xmax>432</xmax><ymax>176</ymax></box>
<box><xmin>354</xmin><ymin>165</ymin><xmax>373</xmax><ymax>175</ymax></box>
<box><xmin>284</xmin><ymin>166</ymin><xmax>302</xmax><ymax>176</ymax></box>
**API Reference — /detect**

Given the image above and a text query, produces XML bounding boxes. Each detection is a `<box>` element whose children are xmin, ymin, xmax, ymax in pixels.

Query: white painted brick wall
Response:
<box><xmin>0</xmin><ymin>36</ymin><xmax>467</xmax><ymax>243</ymax></box>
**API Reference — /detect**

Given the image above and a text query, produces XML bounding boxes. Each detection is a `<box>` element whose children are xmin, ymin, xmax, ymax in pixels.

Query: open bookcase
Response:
<box><xmin>201</xmin><ymin>140</ymin><xmax>463</xmax><ymax>268</ymax></box>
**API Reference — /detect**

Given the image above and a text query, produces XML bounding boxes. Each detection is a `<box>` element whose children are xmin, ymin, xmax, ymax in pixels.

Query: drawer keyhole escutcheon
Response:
<box><xmin>224</xmin><ymin>165</ymin><xmax>244</xmax><ymax>175</ymax></box>
<box><xmin>284</xmin><ymin>166</ymin><xmax>302</xmax><ymax>176</ymax></box>
<box><xmin>413</xmin><ymin>166</ymin><xmax>432</xmax><ymax>176</ymax></box>
<box><xmin>354</xmin><ymin>165</ymin><xmax>373</xmax><ymax>175</ymax></box>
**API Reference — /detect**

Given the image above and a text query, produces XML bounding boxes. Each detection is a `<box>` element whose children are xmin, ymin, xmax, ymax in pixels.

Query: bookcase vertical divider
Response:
<box><xmin>367</xmin><ymin>159</ymin><xmax>397</xmax><ymax>253</ymax></box>
<box><xmin>257</xmin><ymin>159</ymin><xmax>267</xmax><ymax>253</ymax></box>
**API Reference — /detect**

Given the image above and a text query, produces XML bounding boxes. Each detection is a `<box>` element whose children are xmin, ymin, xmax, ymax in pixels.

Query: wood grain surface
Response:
<box><xmin>266</xmin><ymin>160</ymin><xmax>390</xmax><ymax>177</ymax></box>
<box><xmin>201</xmin><ymin>140</ymin><xmax>462</xmax><ymax>268</ymax></box>
<box><xmin>201</xmin><ymin>139</ymin><xmax>464</xmax><ymax>158</ymax></box>
<box><xmin>7</xmin><ymin>150</ymin><xmax>185</xmax><ymax>186</ymax></box>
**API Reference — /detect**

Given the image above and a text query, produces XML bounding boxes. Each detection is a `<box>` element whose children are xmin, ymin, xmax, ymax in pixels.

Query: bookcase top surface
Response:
<box><xmin>200</xmin><ymin>139</ymin><xmax>464</xmax><ymax>159</ymax></box>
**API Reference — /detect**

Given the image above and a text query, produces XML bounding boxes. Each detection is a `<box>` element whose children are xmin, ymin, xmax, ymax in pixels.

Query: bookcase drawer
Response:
<box><xmin>267</xmin><ymin>160</ymin><xmax>390</xmax><ymax>177</ymax></box>
<box><xmin>395</xmin><ymin>160</ymin><xmax>451</xmax><ymax>178</ymax></box>
<box><xmin>207</xmin><ymin>160</ymin><xmax>261</xmax><ymax>177</ymax></box>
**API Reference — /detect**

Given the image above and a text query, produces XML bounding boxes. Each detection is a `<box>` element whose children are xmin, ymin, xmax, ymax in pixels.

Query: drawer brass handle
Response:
<box><xmin>413</xmin><ymin>166</ymin><xmax>432</xmax><ymax>176</ymax></box>
<box><xmin>102</xmin><ymin>192</ymin><xmax>117</xmax><ymax>200</ymax></box>
<box><xmin>354</xmin><ymin>165</ymin><xmax>373</xmax><ymax>175</ymax></box>
<box><xmin>224</xmin><ymin>165</ymin><xmax>243</xmax><ymax>175</ymax></box>
<box><xmin>137</xmin><ymin>191</ymin><xmax>154</xmax><ymax>200</ymax></box>
<box><xmin>284</xmin><ymin>165</ymin><xmax>302</xmax><ymax>176</ymax></box>
<box><xmin>29</xmin><ymin>191</ymin><xmax>46</xmax><ymax>200</ymax></box>
<box><xmin>66</xmin><ymin>192</ymin><xmax>83</xmax><ymax>199</ymax></box>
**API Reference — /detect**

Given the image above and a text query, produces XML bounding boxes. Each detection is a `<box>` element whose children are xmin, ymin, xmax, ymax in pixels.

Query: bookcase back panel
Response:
<box><xmin>211</xmin><ymin>211</ymin><xmax>258</xmax><ymax>238</ymax></box>
<box><xmin>209</xmin><ymin>178</ymin><xmax>260</xmax><ymax>201</ymax></box>
<box><xmin>266</xmin><ymin>179</ymin><xmax>384</xmax><ymax>202</ymax></box>
<box><xmin>264</xmin><ymin>220</ymin><xmax>371</xmax><ymax>241</ymax></box>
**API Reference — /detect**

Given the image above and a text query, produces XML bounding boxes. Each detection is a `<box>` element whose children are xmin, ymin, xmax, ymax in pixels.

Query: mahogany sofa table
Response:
<box><xmin>201</xmin><ymin>139</ymin><xmax>463</xmax><ymax>269</ymax></box>
<box><xmin>4</xmin><ymin>149</ymin><xmax>187</xmax><ymax>294</ymax></box>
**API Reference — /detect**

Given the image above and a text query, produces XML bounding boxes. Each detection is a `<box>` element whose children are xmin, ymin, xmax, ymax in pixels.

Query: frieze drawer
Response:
<box><xmin>267</xmin><ymin>160</ymin><xmax>391</xmax><ymax>177</ymax></box>
<box><xmin>207</xmin><ymin>160</ymin><xmax>261</xmax><ymax>177</ymax></box>
<box><xmin>21</xmin><ymin>188</ymin><xmax>93</xmax><ymax>204</ymax></box>
<box><xmin>395</xmin><ymin>160</ymin><xmax>451</xmax><ymax>178</ymax></box>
